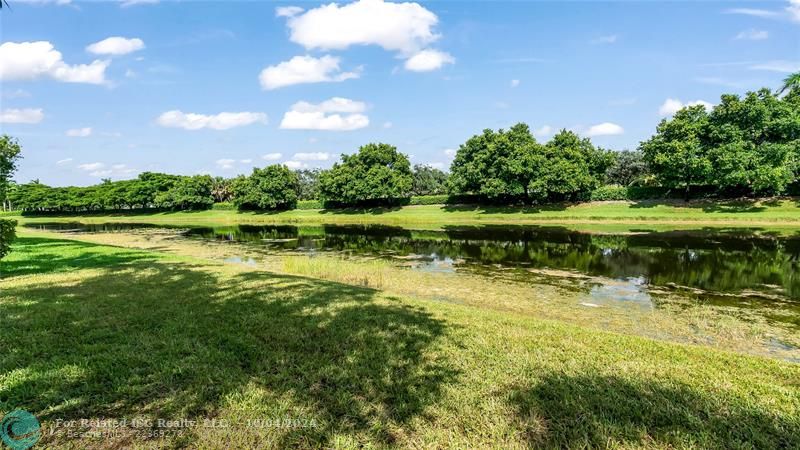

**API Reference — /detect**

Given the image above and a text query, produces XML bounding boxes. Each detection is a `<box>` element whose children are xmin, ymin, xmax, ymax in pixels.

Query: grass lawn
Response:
<box><xmin>9</xmin><ymin>198</ymin><xmax>800</xmax><ymax>231</ymax></box>
<box><xmin>1</xmin><ymin>235</ymin><xmax>799</xmax><ymax>448</ymax></box>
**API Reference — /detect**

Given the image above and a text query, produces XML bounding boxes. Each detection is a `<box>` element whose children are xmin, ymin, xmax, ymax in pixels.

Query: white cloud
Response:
<box><xmin>788</xmin><ymin>0</ymin><xmax>800</xmax><ymax>22</ymax></box>
<box><xmin>510</xmin><ymin>79</ymin><xmax>520</xmax><ymax>88</ymax></box>
<box><xmin>259</xmin><ymin>55</ymin><xmax>359</xmax><ymax>90</ymax></box>
<box><xmin>240</xmin><ymin>159</ymin><xmax>252</xmax><ymax>164</ymax></box>
<box><xmin>216</xmin><ymin>159</ymin><xmax>236</xmax><ymax>170</ymax></box>
<box><xmin>658</xmin><ymin>98</ymin><xmax>713</xmax><ymax>117</ymax></box>
<box><xmin>120</xmin><ymin>0</ymin><xmax>159</xmax><ymax>7</ymax></box>
<box><xmin>284</xmin><ymin>0</ymin><xmax>440</xmax><ymax>54</ymax></box>
<box><xmin>56</xmin><ymin>158</ymin><xmax>73</xmax><ymax>165</ymax></box>
<box><xmin>86</xmin><ymin>37</ymin><xmax>145</xmax><ymax>56</ymax></box>
<box><xmin>282</xmin><ymin>0</ymin><xmax>452</xmax><ymax>70</ymax></box>
<box><xmin>591</xmin><ymin>34</ymin><xmax>618</xmax><ymax>45</ymax></box>
<box><xmin>0</xmin><ymin>108</ymin><xmax>44</xmax><ymax>124</ymax></box>
<box><xmin>275</xmin><ymin>6</ymin><xmax>304</xmax><ymax>17</ymax></box>
<box><xmin>78</xmin><ymin>162</ymin><xmax>105</xmax><ymax>171</ymax></box>
<box><xmin>734</xmin><ymin>29</ymin><xmax>769</xmax><ymax>40</ymax></box>
<box><xmin>749</xmin><ymin>60</ymin><xmax>800</xmax><ymax>73</ymax></box>
<box><xmin>586</xmin><ymin>122</ymin><xmax>624</xmax><ymax>137</ymax></box>
<box><xmin>533</xmin><ymin>125</ymin><xmax>553</xmax><ymax>138</ymax></box>
<box><xmin>79</xmin><ymin>162</ymin><xmax>136</xmax><ymax>178</ymax></box>
<box><xmin>280</xmin><ymin>97</ymin><xmax>369</xmax><ymax>131</ymax></box>
<box><xmin>284</xmin><ymin>160</ymin><xmax>308</xmax><ymax>170</ymax></box>
<box><xmin>383</xmin><ymin>121</ymin><xmax>393</xmax><ymax>129</ymax></box>
<box><xmin>0</xmin><ymin>41</ymin><xmax>109</xmax><ymax>85</ymax></box>
<box><xmin>66</xmin><ymin>127</ymin><xmax>92</xmax><ymax>137</ymax></box>
<box><xmin>262</xmin><ymin>152</ymin><xmax>283</xmax><ymax>161</ymax></box>
<box><xmin>443</xmin><ymin>148</ymin><xmax>457</xmax><ymax>158</ymax></box>
<box><xmin>157</xmin><ymin>110</ymin><xmax>267</xmax><ymax>130</ymax></box>
<box><xmin>404</xmin><ymin>49</ymin><xmax>455</xmax><ymax>72</ymax></box>
<box><xmin>428</xmin><ymin>162</ymin><xmax>446</xmax><ymax>169</ymax></box>
<box><xmin>292</xmin><ymin>152</ymin><xmax>329</xmax><ymax>161</ymax></box>
<box><xmin>724</xmin><ymin>8</ymin><xmax>781</xmax><ymax>18</ymax></box>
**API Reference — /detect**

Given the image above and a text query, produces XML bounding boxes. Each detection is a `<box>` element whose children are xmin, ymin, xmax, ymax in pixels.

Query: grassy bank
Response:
<box><xmin>8</xmin><ymin>198</ymin><xmax>800</xmax><ymax>230</ymax></box>
<box><xmin>1</xmin><ymin>235</ymin><xmax>799</xmax><ymax>448</ymax></box>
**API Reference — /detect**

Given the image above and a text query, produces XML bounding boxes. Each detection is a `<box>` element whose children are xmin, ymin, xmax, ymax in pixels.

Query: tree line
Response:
<box><xmin>3</xmin><ymin>76</ymin><xmax>799</xmax><ymax>214</ymax></box>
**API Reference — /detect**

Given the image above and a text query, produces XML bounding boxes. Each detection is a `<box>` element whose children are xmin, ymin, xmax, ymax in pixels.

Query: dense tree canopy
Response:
<box><xmin>232</xmin><ymin>165</ymin><xmax>299</xmax><ymax>210</ymax></box>
<box><xmin>449</xmin><ymin>124</ymin><xmax>612</xmax><ymax>203</ymax></box>
<box><xmin>296</xmin><ymin>169</ymin><xmax>322</xmax><ymax>201</ymax></box>
<box><xmin>9</xmin><ymin>172</ymin><xmax>213</xmax><ymax>212</ymax></box>
<box><xmin>641</xmin><ymin>88</ymin><xmax>800</xmax><ymax>198</ymax></box>
<box><xmin>412</xmin><ymin>164</ymin><xmax>448</xmax><ymax>196</ymax></box>
<box><xmin>0</xmin><ymin>135</ymin><xmax>22</xmax><ymax>210</ymax></box>
<box><xmin>605</xmin><ymin>150</ymin><xmax>649</xmax><ymax>187</ymax></box>
<box><xmin>319</xmin><ymin>143</ymin><xmax>412</xmax><ymax>206</ymax></box>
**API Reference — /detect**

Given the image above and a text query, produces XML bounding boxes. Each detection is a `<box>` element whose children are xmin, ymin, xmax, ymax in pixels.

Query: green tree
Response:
<box><xmin>0</xmin><ymin>135</ymin><xmax>23</xmax><ymax>211</ymax></box>
<box><xmin>211</xmin><ymin>176</ymin><xmax>233</xmax><ymax>203</ymax></box>
<box><xmin>155</xmin><ymin>175</ymin><xmax>215</xmax><ymax>210</ymax></box>
<box><xmin>318</xmin><ymin>143</ymin><xmax>412</xmax><ymax>206</ymax></box>
<box><xmin>449</xmin><ymin>124</ymin><xmax>609</xmax><ymax>203</ymax></box>
<box><xmin>605</xmin><ymin>150</ymin><xmax>650</xmax><ymax>186</ymax></box>
<box><xmin>778</xmin><ymin>71</ymin><xmax>800</xmax><ymax>96</ymax></box>
<box><xmin>232</xmin><ymin>165</ymin><xmax>299</xmax><ymax>210</ymax></box>
<box><xmin>412</xmin><ymin>164</ymin><xmax>448</xmax><ymax>196</ymax></box>
<box><xmin>296</xmin><ymin>169</ymin><xmax>322</xmax><ymax>200</ymax></box>
<box><xmin>640</xmin><ymin>105</ymin><xmax>713</xmax><ymax>200</ymax></box>
<box><xmin>0</xmin><ymin>219</ymin><xmax>15</xmax><ymax>260</ymax></box>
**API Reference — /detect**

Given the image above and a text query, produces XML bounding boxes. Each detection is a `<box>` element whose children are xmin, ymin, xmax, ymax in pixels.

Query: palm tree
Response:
<box><xmin>777</xmin><ymin>72</ymin><xmax>800</xmax><ymax>95</ymax></box>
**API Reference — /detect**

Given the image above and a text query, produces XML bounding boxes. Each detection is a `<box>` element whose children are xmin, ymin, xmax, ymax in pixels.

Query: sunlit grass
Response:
<box><xmin>2</xmin><ymin>235</ymin><xmax>799</xmax><ymax>448</ymax></box>
<box><xmin>9</xmin><ymin>198</ymin><xmax>800</xmax><ymax>231</ymax></box>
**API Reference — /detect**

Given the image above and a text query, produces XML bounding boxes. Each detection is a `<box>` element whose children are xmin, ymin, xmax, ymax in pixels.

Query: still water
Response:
<box><xmin>26</xmin><ymin>222</ymin><xmax>800</xmax><ymax>307</ymax></box>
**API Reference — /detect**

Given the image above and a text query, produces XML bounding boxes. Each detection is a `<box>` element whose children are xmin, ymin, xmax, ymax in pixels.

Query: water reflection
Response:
<box><xmin>25</xmin><ymin>222</ymin><xmax>800</xmax><ymax>302</ymax></box>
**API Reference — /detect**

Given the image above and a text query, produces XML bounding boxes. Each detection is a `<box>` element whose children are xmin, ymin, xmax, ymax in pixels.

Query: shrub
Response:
<box><xmin>0</xmin><ymin>219</ymin><xmax>16</xmax><ymax>260</ymax></box>
<box><xmin>590</xmin><ymin>185</ymin><xmax>629</xmax><ymax>201</ymax></box>
<box><xmin>297</xmin><ymin>199</ymin><xmax>323</xmax><ymax>210</ymax></box>
<box><xmin>212</xmin><ymin>202</ymin><xmax>236</xmax><ymax>211</ymax></box>
<box><xmin>409</xmin><ymin>195</ymin><xmax>449</xmax><ymax>205</ymax></box>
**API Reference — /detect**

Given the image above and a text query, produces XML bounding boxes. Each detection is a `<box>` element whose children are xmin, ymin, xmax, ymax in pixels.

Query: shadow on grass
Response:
<box><xmin>0</xmin><ymin>244</ymin><xmax>455</xmax><ymax>447</ymax></box>
<box><xmin>0</xmin><ymin>237</ymin><xmax>160</xmax><ymax>278</ymax></box>
<box><xmin>629</xmin><ymin>198</ymin><xmax>773</xmax><ymax>213</ymax></box>
<box><xmin>510</xmin><ymin>374</ymin><xmax>800</xmax><ymax>448</ymax></box>
<box><xmin>441</xmin><ymin>203</ymin><xmax>570</xmax><ymax>215</ymax></box>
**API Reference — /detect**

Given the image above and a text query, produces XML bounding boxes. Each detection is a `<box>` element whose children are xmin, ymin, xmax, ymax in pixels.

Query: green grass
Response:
<box><xmin>9</xmin><ymin>198</ymin><xmax>800</xmax><ymax>231</ymax></box>
<box><xmin>1</xmin><ymin>236</ymin><xmax>799</xmax><ymax>448</ymax></box>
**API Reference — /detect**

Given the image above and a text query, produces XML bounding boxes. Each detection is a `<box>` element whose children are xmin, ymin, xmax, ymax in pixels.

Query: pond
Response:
<box><xmin>25</xmin><ymin>222</ymin><xmax>800</xmax><ymax>327</ymax></box>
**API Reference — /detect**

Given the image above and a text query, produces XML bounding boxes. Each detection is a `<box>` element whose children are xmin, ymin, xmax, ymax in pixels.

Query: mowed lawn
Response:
<box><xmin>1</xmin><ymin>236</ymin><xmax>799</xmax><ymax>448</ymax></box>
<box><xmin>11</xmin><ymin>198</ymin><xmax>800</xmax><ymax>230</ymax></box>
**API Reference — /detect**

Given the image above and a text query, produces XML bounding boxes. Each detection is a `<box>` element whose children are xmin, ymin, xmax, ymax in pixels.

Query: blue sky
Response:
<box><xmin>1</xmin><ymin>0</ymin><xmax>798</xmax><ymax>186</ymax></box>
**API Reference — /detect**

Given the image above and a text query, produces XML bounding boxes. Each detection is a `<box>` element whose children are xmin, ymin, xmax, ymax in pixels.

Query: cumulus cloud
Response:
<box><xmin>533</xmin><ymin>125</ymin><xmax>553</xmax><ymax>138</ymax></box>
<box><xmin>788</xmin><ymin>0</ymin><xmax>800</xmax><ymax>22</ymax></box>
<box><xmin>259</xmin><ymin>55</ymin><xmax>360</xmax><ymax>90</ymax></box>
<box><xmin>659</xmin><ymin>98</ymin><xmax>713</xmax><ymax>117</ymax></box>
<box><xmin>586</xmin><ymin>122</ymin><xmax>624</xmax><ymax>137</ymax></box>
<box><xmin>280</xmin><ymin>97</ymin><xmax>369</xmax><ymax>131</ymax></box>
<box><xmin>282</xmin><ymin>0</ymin><xmax>452</xmax><ymax>71</ymax></box>
<box><xmin>262</xmin><ymin>153</ymin><xmax>283</xmax><ymax>161</ymax></box>
<box><xmin>66</xmin><ymin>127</ymin><xmax>92</xmax><ymax>137</ymax></box>
<box><xmin>734</xmin><ymin>29</ymin><xmax>769</xmax><ymax>40</ymax></box>
<box><xmin>86</xmin><ymin>37</ymin><xmax>145</xmax><ymax>56</ymax></box>
<box><xmin>284</xmin><ymin>160</ymin><xmax>308</xmax><ymax>169</ymax></box>
<box><xmin>0</xmin><ymin>108</ymin><xmax>44</xmax><ymax>124</ymax></box>
<box><xmin>292</xmin><ymin>152</ymin><xmax>330</xmax><ymax>161</ymax></box>
<box><xmin>78</xmin><ymin>162</ymin><xmax>136</xmax><ymax>178</ymax></box>
<box><xmin>404</xmin><ymin>49</ymin><xmax>455</xmax><ymax>72</ymax></box>
<box><xmin>157</xmin><ymin>110</ymin><xmax>267</xmax><ymax>130</ymax></box>
<box><xmin>276</xmin><ymin>6</ymin><xmax>304</xmax><ymax>17</ymax></box>
<box><xmin>0</xmin><ymin>41</ymin><xmax>109</xmax><ymax>84</ymax></box>
<box><xmin>215</xmin><ymin>159</ymin><xmax>236</xmax><ymax>170</ymax></box>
